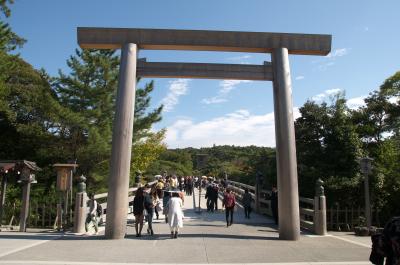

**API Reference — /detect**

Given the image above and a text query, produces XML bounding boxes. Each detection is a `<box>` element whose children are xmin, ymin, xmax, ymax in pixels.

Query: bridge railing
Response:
<box><xmin>226</xmin><ymin>178</ymin><xmax>327</xmax><ymax>235</ymax></box>
<box><xmin>94</xmin><ymin>180</ymin><xmax>157</xmax><ymax>216</ymax></box>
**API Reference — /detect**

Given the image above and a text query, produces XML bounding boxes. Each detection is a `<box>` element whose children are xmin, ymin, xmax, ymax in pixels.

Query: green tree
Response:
<box><xmin>352</xmin><ymin>71</ymin><xmax>400</xmax><ymax>222</ymax></box>
<box><xmin>54</xmin><ymin>49</ymin><xmax>164</xmax><ymax>189</ymax></box>
<box><xmin>0</xmin><ymin>0</ymin><xmax>13</xmax><ymax>17</ymax></box>
<box><xmin>131</xmin><ymin>129</ymin><xmax>166</xmax><ymax>184</ymax></box>
<box><xmin>295</xmin><ymin>93</ymin><xmax>363</xmax><ymax>202</ymax></box>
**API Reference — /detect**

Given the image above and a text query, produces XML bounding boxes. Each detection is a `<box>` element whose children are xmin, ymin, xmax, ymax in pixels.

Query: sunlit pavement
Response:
<box><xmin>0</xmin><ymin>188</ymin><xmax>371</xmax><ymax>265</ymax></box>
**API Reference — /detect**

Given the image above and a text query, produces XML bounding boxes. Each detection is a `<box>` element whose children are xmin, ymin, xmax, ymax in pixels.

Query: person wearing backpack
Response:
<box><xmin>85</xmin><ymin>193</ymin><xmax>99</xmax><ymax>235</ymax></box>
<box><xmin>133</xmin><ymin>187</ymin><xmax>145</xmax><ymax>237</ymax></box>
<box><xmin>223</xmin><ymin>188</ymin><xmax>236</xmax><ymax>227</ymax></box>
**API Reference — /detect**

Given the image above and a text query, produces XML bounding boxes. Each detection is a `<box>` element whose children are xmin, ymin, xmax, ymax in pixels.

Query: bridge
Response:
<box><xmin>0</xmin><ymin>186</ymin><xmax>372</xmax><ymax>265</ymax></box>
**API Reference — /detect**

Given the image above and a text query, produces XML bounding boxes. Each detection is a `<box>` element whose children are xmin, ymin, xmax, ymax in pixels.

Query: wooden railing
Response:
<box><xmin>94</xmin><ymin>181</ymin><xmax>157</xmax><ymax>215</ymax></box>
<box><xmin>227</xmin><ymin>179</ymin><xmax>326</xmax><ymax>235</ymax></box>
<box><xmin>327</xmin><ymin>204</ymin><xmax>381</xmax><ymax>231</ymax></box>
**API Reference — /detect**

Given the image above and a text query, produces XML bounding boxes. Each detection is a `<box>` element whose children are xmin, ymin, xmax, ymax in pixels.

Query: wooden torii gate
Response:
<box><xmin>77</xmin><ymin>27</ymin><xmax>331</xmax><ymax>240</ymax></box>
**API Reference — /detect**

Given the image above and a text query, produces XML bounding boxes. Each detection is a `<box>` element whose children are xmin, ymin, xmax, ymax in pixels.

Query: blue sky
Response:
<box><xmin>7</xmin><ymin>0</ymin><xmax>400</xmax><ymax>148</ymax></box>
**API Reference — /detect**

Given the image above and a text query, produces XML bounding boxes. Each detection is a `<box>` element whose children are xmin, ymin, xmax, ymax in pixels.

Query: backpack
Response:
<box><xmin>96</xmin><ymin>202</ymin><xmax>102</xmax><ymax>217</ymax></box>
<box><xmin>225</xmin><ymin>193</ymin><xmax>235</xmax><ymax>208</ymax></box>
<box><xmin>383</xmin><ymin>217</ymin><xmax>400</xmax><ymax>262</ymax></box>
<box><xmin>370</xmin><ymin>216</ymin><xmax>400</xmax><ymax>264</ymax></box>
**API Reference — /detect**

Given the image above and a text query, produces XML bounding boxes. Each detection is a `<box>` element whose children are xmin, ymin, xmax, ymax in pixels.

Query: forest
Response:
<box><xmin>1</xmin><ymin>1</ymin><xmax>399</xmax><ymax>224</ymax></box>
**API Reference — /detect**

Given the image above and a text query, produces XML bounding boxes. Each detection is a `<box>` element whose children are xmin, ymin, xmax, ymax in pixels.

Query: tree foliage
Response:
<box><xmin>53</xmin><ymin>49</ymin><xmax>164</xmax><ymax>190</ymax></box>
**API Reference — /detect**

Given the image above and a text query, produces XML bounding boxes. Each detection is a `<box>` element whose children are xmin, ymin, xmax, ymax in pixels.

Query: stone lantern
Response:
<box><xmin>18</xmin><ymin>161</ymin><xmax>40</xmax><ymax>232</ymax></box>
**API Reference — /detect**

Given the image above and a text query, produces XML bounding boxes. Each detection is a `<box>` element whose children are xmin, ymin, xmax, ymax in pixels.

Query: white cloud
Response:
<box><xmin>316</xmin><ymin>48</ymin><xmax>350</xmax><ymax>71</ymax></box>
<box><xmin>202</xmin><ymin>80</ymin><xmax>252</xmax><ymax>105</ymax></box>
<box><xmin>295</xmin><ymin>76</ymin><xmax>305</xmax><ymax>80</ymax></box>
<box><xmin>227</xmin><ymin>55</ymin><xmax>252</xmax><ymax>61</ymax></box>
<box><xmin>311</xmin><ymin>88</ymin><xmax>343</xmax><ymax>102</ymax></box>
<box><xmin>327</xmin><ymin>48</ymin><xmax>349</xmax><ymax>58</ymax></box>
<box><xmin>220</xmin><ymin>80</ymin><xmax>251</xmax><ymax>94</ymax></box>
<box><xmin>325</xmin><ymin>88</ymin><xmax>342</xmax><ymax>95</ymax></box>
<box><xmin>311</xmin><ymin>89</ymin><xmax>367</xmax><ymax>110</ymax></box>
<box><xmin>164</xmin><ymin>108</ymin><xmax>300</xmax><ymax>148</ymax></box>
<box><xmin>388</xmin><ymin>96</ymin><xmax>399</xmax><ymax>104</ymax></box>
<box><xmin>347</xmin><ymin>96</ymin><xmax>367</xmax><ymax>110</ymax></box>
<box><xmin>318</xmin><ymin>61</ymin><xmax>335</xmax><ymax>71</ymax></box>
<box><xmin>161</xmin><ymin>79</ymin><xmax>190</xmax><ymax>112</ymax></box>
<box><xmin>201</xmin><ymin>97</ymin><xmax>227</xmax><ymax>104</ymax></box>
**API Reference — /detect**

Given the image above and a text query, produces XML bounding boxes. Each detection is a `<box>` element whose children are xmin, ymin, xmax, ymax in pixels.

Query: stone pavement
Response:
<box><xmin>0</xmin><ymin>188</ymin><xmax>373</xmax><ymax>265</ymax></box>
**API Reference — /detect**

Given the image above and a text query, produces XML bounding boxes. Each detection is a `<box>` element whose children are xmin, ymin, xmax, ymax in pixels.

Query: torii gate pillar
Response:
<box><xmin>105</xmin><ymin>43</ymin><xmax>137</xmax><ymax>239</ymax></box>
<box><xmin>272</xmin><ymin>48</ymin><xmax>300</xmax><ymax>240</ymax></box>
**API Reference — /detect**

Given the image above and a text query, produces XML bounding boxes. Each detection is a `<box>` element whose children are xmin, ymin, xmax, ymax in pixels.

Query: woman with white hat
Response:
<box><xmin>167</xmin><ymin>190</ymin><xmax>184</xmax><ymax>238</ymax></box>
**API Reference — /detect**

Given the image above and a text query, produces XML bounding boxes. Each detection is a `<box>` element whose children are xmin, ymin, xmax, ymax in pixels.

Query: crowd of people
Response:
<box><xmin>85</xmin><ymin>174</ymin><xmax>279</xmax><ymax>238</ymax></box>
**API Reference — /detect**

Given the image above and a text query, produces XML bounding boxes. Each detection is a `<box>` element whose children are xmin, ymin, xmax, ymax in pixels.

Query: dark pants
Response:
<box><xmin>272</xmin><ymin>206</ymin><xmax>278</xmax><ymax>225</ymax></box>
<box><xmin>214</xmin><ymin>198</ymin><xmax>218</xmax><ymax>211</ymax></box>
<box><xmin>146</xmin><ymin>208</ymin><xmax>154</xmax><ymax>232</ymax></box>
<box><xmin>207</xmin><ymin>198</ymin><xmax>214</xmax><ymax>212</ymax></box>
<box><xmin>244</xmin><ymin>206</ymin><xmax>251</xmax><ymax>218</ymax></box>
<box><xmin>154</xmin><ymin>206</ymin><xmax>159</xmax><ymax>219</ymax></box>
<box><xmin>225</xmin><ymin>207</ymin><xmax>234</xmax><ymax>225</ymax></box>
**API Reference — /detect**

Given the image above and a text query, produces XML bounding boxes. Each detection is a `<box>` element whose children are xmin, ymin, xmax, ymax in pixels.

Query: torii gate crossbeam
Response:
<box><xmin>77</xmin><ymin>27</ymin><xmax>331</xmax><ymax>241</ymax></box>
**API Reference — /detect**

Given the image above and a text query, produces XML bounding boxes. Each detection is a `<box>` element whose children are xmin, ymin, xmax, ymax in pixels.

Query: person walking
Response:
<box><xmin>242</xmin><ymin>189</ymin><xmax>252</xmax><ymax>219</ymax></box>
<box><xmin>162</xmin><ymin>189</ymin><xmax>171</xmax><ymax>223</ymax></box>
<box><xmin>85</xmin><ymin>193</ymin><xmax>99</xmax><ymax>234</ymax></box>
<box><xmin>167</xmin><ymin>190</ymin><xmax>184</xmax><ymax>239</ymax></box>
<box><xmin>205</xmin><ymin>183</ymin><xmax>214</xmax><ymax>212</ymax></box>
<box><xmin>155</xmin><ymin>179</ymin><xmax>164</xmax><ymax>199</ymax></box>
<box><xmin>223</xmin><ymin>188</ymin><xmax>236</xmax><ymax>227</ymax></box>
<box><xmin>144</xmin><ymin>185</ymin><xmax>155</xmax><ymax>236</ymax></box>
<box><xmin>187</xmin><ymin>177</ymin><xmax>193</xmax><ymax>196</ymax></box>
<box><xmin>270</xmin><ymin>187</ymin><xmax>278</xmax><ymax>225</ymax></box>
<box><xmin>150</xmin><ymin>184</ymin><xmax>160</xmax><ymax>220</ymax></box>
<box><xmin>170</xmin><ymin>175</ymin><xmax>178</xmax><ymax>189</ymax></box>
<box><xmin>213</xmin><ymin>183</ymin><xmax>219</xmax><ymax>211</ymax></box>
<box><xmin>133</xmin><ymin>187</ymin><xmax>145</xmax><ymax>237</ymax></box>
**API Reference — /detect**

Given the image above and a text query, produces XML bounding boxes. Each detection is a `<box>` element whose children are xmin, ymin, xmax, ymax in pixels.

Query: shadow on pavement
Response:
<box><xmin>179</xmin><ymin>233</ymin><xmax>279</xmax><ymax>240</ymax></box>
<box><xmin>0</xmin><ymin>233</ymin><xmax>63</xmax><ymax>240</ymax></box>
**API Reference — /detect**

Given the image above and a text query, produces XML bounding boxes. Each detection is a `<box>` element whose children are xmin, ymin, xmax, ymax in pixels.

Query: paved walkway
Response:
<box><xmin>0</xmin><ymin>188</ymin><xmax>372</xmax><ymax>265</ymax></box>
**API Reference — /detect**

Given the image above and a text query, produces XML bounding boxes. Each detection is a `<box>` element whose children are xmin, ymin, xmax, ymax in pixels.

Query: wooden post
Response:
<box><xmin>0</xmin><ymin>174</ymin><xmax>8</xmax><ymax>226</ymax></box>
<box><xmin>336</xmin><ymin>203</ymin><xmax>340</xmax><ymax>231</ymax></box>
<box><xmin>42</xmin><ymin>203</ymin><xmax>45</xmax><ymax>227</ymax></box>
<box><xmin>19</xmin><ymin>181</ymin><xmax>31</xmax><ymax>232</ymax></box>
<box><xmin>376</xmin><ymin>208</ymin><xmax>380</xmax><ymax>227</ymax></box>
<box><xmin>351</xmin><ymin>206</ymin><xmax>354</xmax><ymax>229</ymax></box>
<box><xmin>48</xmin><ymin>203</ymin><xmax>52</xmax><ymax>227</ymax></box>
<box><xmin>254</xmin><ymin>183</ymin><xmax>260</xmax><ymax>213</ymax></box>
<box><xmin>34</xmin><ymin>203</ymin><xmax>38</xmax><ymax>227</ymax></box>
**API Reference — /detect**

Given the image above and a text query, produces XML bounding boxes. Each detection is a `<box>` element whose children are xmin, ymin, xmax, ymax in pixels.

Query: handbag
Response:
<box><xmin>156</xmin><ymin>200</ymin><xmax>163</xmax><ymax>212</ymax></box>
